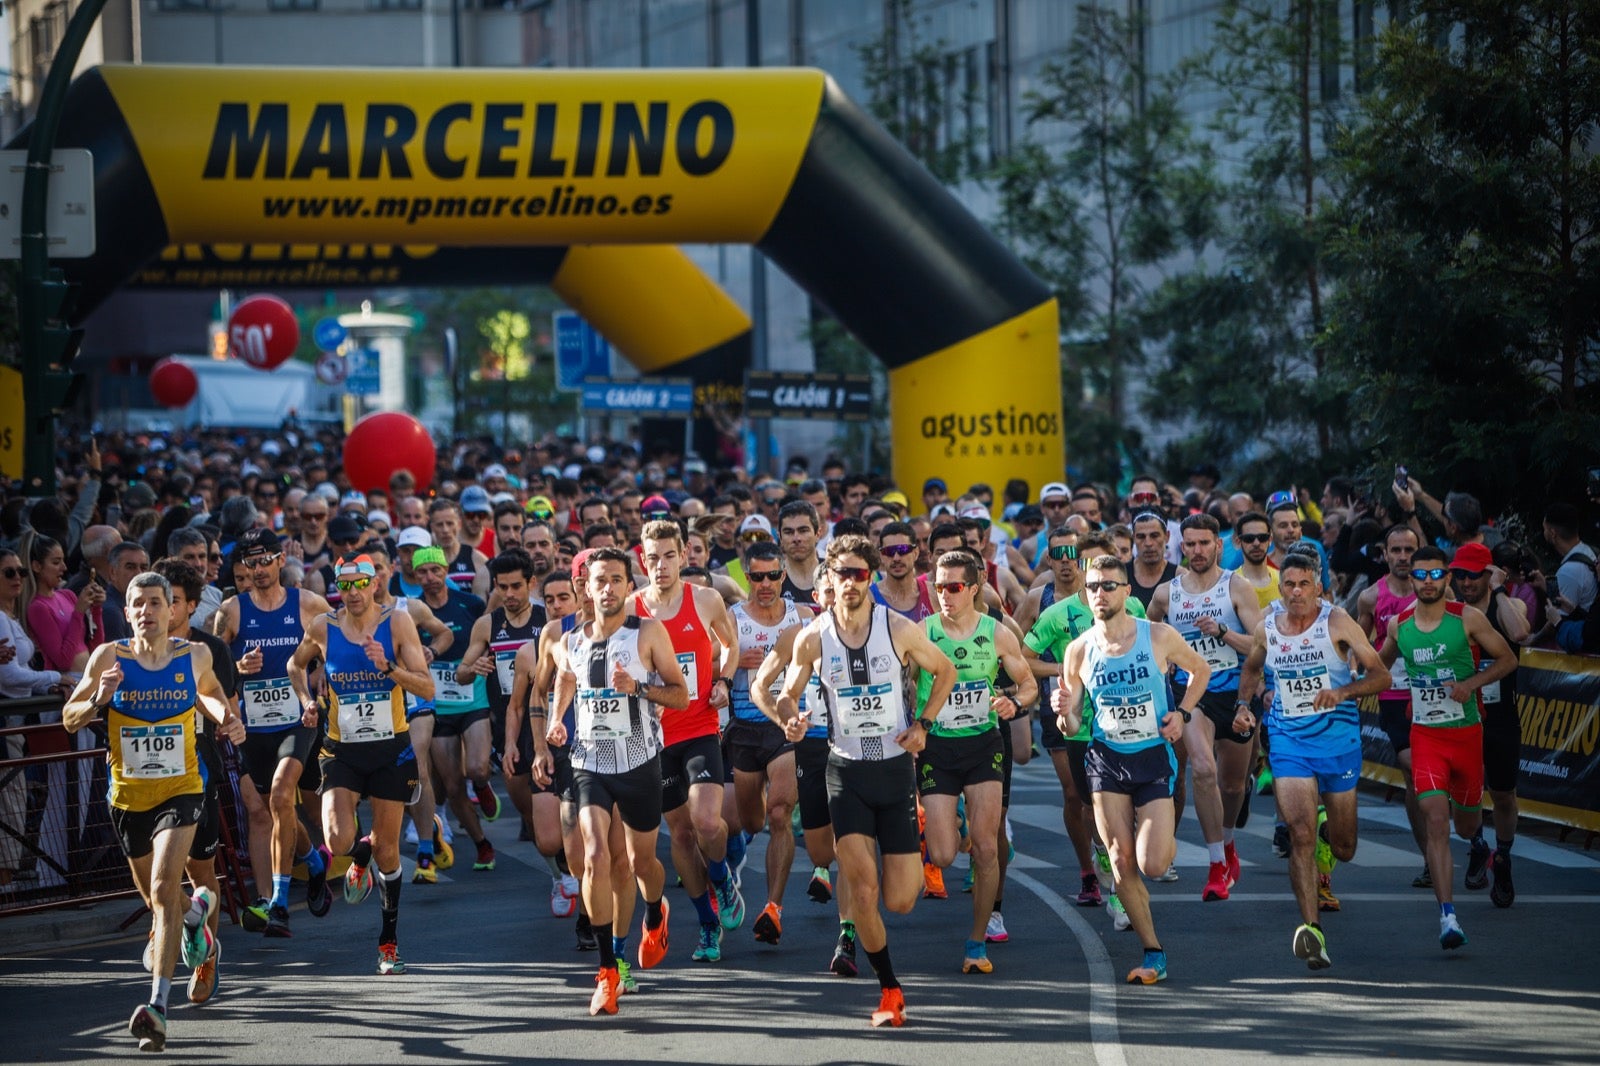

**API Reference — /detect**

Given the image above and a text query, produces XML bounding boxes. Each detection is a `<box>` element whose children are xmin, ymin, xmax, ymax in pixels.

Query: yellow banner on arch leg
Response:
<box><xmin>888</xmin><ymin>299</ymin><xmax>1063</xmax><ymax>505</ymax></box>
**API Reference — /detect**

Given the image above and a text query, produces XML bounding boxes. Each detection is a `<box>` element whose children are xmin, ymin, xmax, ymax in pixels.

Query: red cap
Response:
<box><xmin>571</xmin><ymin>548</ymin><xmax>595</xmax><ymax>582</ymax></box>
<box><xmin>1451</xmin><ymin>542</ymin><xmax>1492</xmax><ymax>574</ymax></box>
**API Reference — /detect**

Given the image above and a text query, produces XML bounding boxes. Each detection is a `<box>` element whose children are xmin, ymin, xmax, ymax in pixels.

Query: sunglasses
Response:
<box><xmin>300</xmin><ymin>512</ymin><xmax>327</xmax><ymax>521</ymax></box>
<box><xmin>208</xmin><ymin>553</ymin><xmax>223</xmax><ymax>563</ymax></box>
<box><xmin>830</xmin><ymin>565</ymin><xmax>871</xmax><ymax>583</ymax></box>
<box><xmin>747</xmin><ymin>570</ymin><xmax>784</xmax><ymax>583</ymax></box>
<box><xmin>335</xmin><ymin>577</ymin><xmax>374</xmax><ymax>592</ymax></box>
<box><xmin>740</xmin><ymin>531</ymin><xmax>772</xmax><ymax>543</ymax></box>
<box><xmin>1083</xmin><ymin>580</ymin><xmax>1126</xmax><ymax>593</ymax></box>
<box><xmin>1266</xmin><ymin>491</ymin><xmax>1296</xmax><ymax>510</ymax></box>
<box><xmin>1047</xmin><ymin>544</ymin><xmax>1079</xmax><ymax>560</ymax></box>
<box><xmin>1411</xmin><ymin>567</ymin><xmax>1448</xmax><ymax>581</ymax></box>
<box><xmin>762</xmin><ymin>496</ymin><xmax>785</xmax><ymax>506</ymax></box>
<box><xmin>529</xmin><ymin>509</ymin><xmax>554</xmax><ymax>521</ymax></box>
<box><xmin>242</xmin><ymin>554</ymin><xmax>281</xmax><ymax>569</ymax></box>
<box><xmin>0</xmin><ymin>566</ymin><xmax>23</xmax><ymax>579</ymax></box>
<box><xmin>1237</xmin><ymin>533</ymin><xmax>1271</xmax><ymax>545</ymax></box>
<box><xmin>332</xmin><ymin>537</ymin><xmax>361</xmax><ymax>547</ymax></box>
<box><xmin>1042</xmin><ymin>499</ymin><xmax>1069</xmax><ymax>509</ymax></box>
<box><xmin>934</xmin><ymin>581</ymin><xmax>969</xmax><ymax>594</ymax></box>
<box><xmin>881</xmin><ymin>543</ymin><xmax>917</xmax><ymax>558</ymax></box>
<box><xmin>1450</xmin><ymin>568</ymin><xmax>1486</xmax><ymax>580</ymax></box>
<box><xmin>1128</xmin><ymin>492</ymin><xmax>1160</xmax><ymax>504</ymax></box>
<box><xmin>642</xmin><ymin>510</ymin><xmax>672</xmax><ymax>521</ymax></box>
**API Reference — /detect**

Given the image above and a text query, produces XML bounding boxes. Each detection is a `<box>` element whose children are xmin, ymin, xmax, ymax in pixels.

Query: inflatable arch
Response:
<box><xmin>38</xmin><ymin>64</ymin><xmax>1062</xmax><ymax>495</ymax></box>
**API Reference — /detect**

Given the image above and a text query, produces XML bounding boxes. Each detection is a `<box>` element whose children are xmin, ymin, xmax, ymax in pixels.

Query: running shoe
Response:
<box><xmin>142</xmin><ymin>930</ymin><xmax>155</xmax><ymax>973</ymax></box>
<box><xmin>575</xmin><ymin>912</ymin><xmax>599</xmax><ymax>952</ymax></box>
<box><xmin>1315</xmin><ymin>807</ymin><xmax>1336</xmax><ymax>875</ymax></box>
<box><xmin>638</xmin><ymin>898</ymin><xmax>670</xmax><ymax>969</ymax></box>
<box><xmin>128</xmin><ymin>1003</ymin><xmax>167</xmax><ymax>1053</ymax></box>
<box><xmin>306</xmin><ymin>845</ymin><xmax>334</xmax><ymax>917</ymax></box>
<box><xmin>560</xmin><ymin>872</ymin><xmax>581</xmax><ymax>901</ymax></box>
<box><xmin>1464</xmin><ymin>838</ymin><xmax>1491</xmax><ymax>891</ymax></box>
<box><xmin>1412</xmin><ymin>865</ymin><xmax>1432</xmax><ymax>889</ymax></box>
<box><xmin>478</xmin><ymin>786</ymin><xmax>502</xmax><ymax>822</ymax></box>
<box><xmin>962</xmin><ymin>948</ymin><xmax>993</xmax><ymax>974</ymax></box>
<box><xmin>183</xmin><ymin>890</ymin><xmax>217</xmax><ymax>965</ymax></box>
<box><xmin>1317</xmin><ymin>873</ymin><xmax>1340</xmax><ymax>912</ymax></box>
<box><xmin>590</xmin><ymin>966</ymin><xmax>620</xmax><ymax>1016</ymax></box>
<box><xmin>1272</xmin><ymin>823</ymin><xmax>1291</xmax><ymax>859</ymax></box>
<box><xmin>432</xmin><ymin>814</ymin><xmax>455</xmax><ymax>871</ymax></box>
<box><xmin>412</xmin><ymin>854</ymin><xmax>437</xmax><ymax>884</ymax></box>
<box><xmin>378</xmin><ymin>941</ymin><xmax>406</xmax><ymax>975</ymax></box>
<box><xmin>473</xmin><ymin>838</ymin><xmax>496</xmax><ymax>872</ymax></box>
<box><xmin>870</xmin><ymin>986</ymin><xmax>906</xmax><ymax>1027</ymax></box>
<box><xmin>985</xmin><ymin>910</ymin><xmax>1009</xmax><ymax>943</ymax></box>
<box><xmin>1439</xmin><ymin>912</ymin><xmax>1467</xmax><ymax>950</ymax></box>
<box><xmin>1293</xmin><ymin>923</ymin><xmax>1330</xmax><ymax>971</ymax></box>
<box><xmin>1108</xmin><ymin>893</ymin><xmax>1132</xmax><ymax>932</ymax></box>
<box><xmin>1256</xmin><ymin>766</ymin><xmax>1274</xmax><ymax>795</ymax></box>
<box><xmin>1489</xmin><ymin>851</ymin><xmax>1515</xmax><ymax>908</ymax></box>
<box><xmin>1076</xmin><ymin>873</ymin><xmax>1103</xmax><ymax>907</ymax></box>
<box><xmin>1094</xmin><ymin>843</ymin><xmax>1112</xmax><ymax>878</ymax></box>
<box><xmin>1126</xmin><ymin>950</ymin><xmax>1168</xmax><ymax>985</ymax></box>
<box><xmin>345</xmin><ymin>851</ymin><xmax>374</xmax><ymax>905</ymax></box>
<box><xmin>922</xmin><ymin>862</ymin><xmax>948</xmax><ymax>899</ymax></box>
<box><xmin>551</xmin><ymin>878</ymin><xmax>575</xmax><ymax>918</ymax></box>
<box><xmin>1155</xmin><ymin>865</ymin><xmax>1180</xmax><ymax>883</ymax></box>
<box><xmin>1202</xmin><ymin>861</ymin><xmax>1230</xmax><ymax>902</ymax></box>
<box><xmin>714</xmin><ymin>876</ymin><xmax>745</xmax><ymax>930</ymax></box>
<box><xmin>617</xmin><ymin>959</ymin><xmax>638</xmax><ymax>995</ymax></box>
<box><xmin>753</xmin><ymin>902</ymin><xmax>782</xmax><ymax>944</ymax></box>
<box><xmin>830</xmin><ymin>930</ymin><xmax>858</xmax><ymax>977</ymax></box>
<box><xmin>807</xmin><ymin>866</ymin><xmax>833</xmax><ymax>904</ymax></box>
<box><xmin>264</xmin><ymin>904</ymin><xmax>292</xmax><ymax>939</ymax></box>
<box><xmin>188</xmin><ymin>938</ymin><xmax>220</xmax><ymax>1005</ymax></box>
<box><xmin>692</xmin><ymin>923</ymin><xmax>723</xmax><ymax>963</ymax></box>
<box><xmin>1224</xmin><ymin>841</ymin><xmax>1241</xmax><ymax>889</ymax></box>
<box><xmin>241</xmin><ymin>897</ymin><xmax>269</xmax><ymax>933</ymax></box>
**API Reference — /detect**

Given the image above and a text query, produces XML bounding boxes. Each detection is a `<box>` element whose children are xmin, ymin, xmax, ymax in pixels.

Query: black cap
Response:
<box><xmin>327</xmin><ymin>515</ymin><xmax>364</xmax><ymax>544</ymax></box>
<box><xmin>235</xmin><ymin>527</ymin><xmax>281</xmax><ymax>559</ymax></box>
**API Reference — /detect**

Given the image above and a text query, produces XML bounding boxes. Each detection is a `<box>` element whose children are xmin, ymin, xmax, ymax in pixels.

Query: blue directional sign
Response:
<box><xmin>344</xmin><ymin>347</ymin><xmax>382</xmax><ymax>396</ymax></box>
<box><xmin>553</xmin><ymin>310</ymin><xmax>611</xmax><ymax>391</ymax></box>
<box><xmin>312</xmin><ymin>317</ymin><xmax>348</xmax><ymax>352</ymax></box>
<box><xmin>580</xmin><ymin>379</ymin><xmax>694</xmax><ymax>417</ymax></box>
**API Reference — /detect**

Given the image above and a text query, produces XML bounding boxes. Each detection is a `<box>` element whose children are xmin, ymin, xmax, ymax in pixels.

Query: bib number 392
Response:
<box><xmin>837</xmin><ymin>683</ymin><xmax>896</xmax><ymax>737</ymax></box>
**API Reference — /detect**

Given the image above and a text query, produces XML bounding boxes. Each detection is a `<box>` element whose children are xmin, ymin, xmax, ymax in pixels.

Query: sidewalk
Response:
<box><xmin>0</xmin><ymin>897</ymin><xmax>148</xmax><ymax>958</ymax></box>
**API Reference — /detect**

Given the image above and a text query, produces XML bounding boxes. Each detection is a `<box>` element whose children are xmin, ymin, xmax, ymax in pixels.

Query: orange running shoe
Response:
<box><xmin>753</xmin><ymin>902</ymin><xmax>783</xmax><ymax>944</ymax></box>
<box><xmin>870</xmin><ymin>986</ymin><xmax>906</xmax><ymax>1027</ymax></box>
<box><xmin>590</xmin><ymin>966</ymin><xmax>620</xmax><ymax>1016</ymax></box>
<box><xmin>923</xmin><ymin>863</ymin><xmax>948</xmax><ymax>899</ymax></box>
<box><xmin>638</xmin><ymin>898</ymin><xmax>670</xmax><ymax>969</ymax></box>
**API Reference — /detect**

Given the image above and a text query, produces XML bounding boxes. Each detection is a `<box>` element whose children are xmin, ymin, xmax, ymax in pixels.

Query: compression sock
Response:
<box><xmin>347</xmin><ymin>837</ymin><xmax>373</xmax><ymax>869</ymax></box>
<box><xmin>690</xmin><ymin>891</ymin><xmax>716</xmax><ymax>926</ymax></box>
<box><xmin>726</xmin><ymin>831</ymin><xmax>747</xmax><ymax>873</ymax></box>
<box><xmin>270</xmin><ymin>874</ymin><xmax>291</xmax><ymax>910</ymax></box>
<box><xmin>644</xmin><ymin>897</ymin><xmax>665</xmax><ymax>930</ymax></box>
<box><xmin>1496</xmin><ymin>840</ymin><xmax>1514</xmax><ymax>855</ymax></box>
<box><xmin>150</xmin><ymin>976</ymin><xmax>171</xmax><ymax>1013</ymax></box>
<box><xmin>1440</xmin><ymin>901</ymin><xmax>1455</xmax><ymax>918</ymax></box>
<box><xmin>596</xmin><ymin>923</ymin><xmax>615</xmax><ymax>968</ymax></box>
<box><xmin>378</xmin><ymin>868</ymin><xmax>402</xmax><ymax>943</ymax></box>
<box><xmin>865</xmin><ymin>946</ymin><xmax>899</xmax><ymax>990</ymax></box>
<box><xmin>707</xmin><ymin>858</ymin><xmax>729</xmax><ymax>886</ymax></box>
<box><xmin>613</xmin><ymin>933</ymin><xmax>629</xmax><ymax>961</ymax></box>
<box><xmin>299</xmin><ymin>846</ymin><xmax>327</xmax><ymax>877</ymax></box>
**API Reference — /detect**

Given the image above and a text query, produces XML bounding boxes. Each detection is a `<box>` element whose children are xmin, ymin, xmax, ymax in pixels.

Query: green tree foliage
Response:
<box><xmin>996</xmin><ymin>2</ymin><xmax>1219</xmax><ymax>482</ymax></box>
<box><xmin>1326</xmin><ymin>0</ymin><xmax>1600</xmax><ymax>511</ymax></box>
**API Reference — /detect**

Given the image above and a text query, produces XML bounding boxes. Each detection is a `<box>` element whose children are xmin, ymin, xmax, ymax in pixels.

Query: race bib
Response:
<box><xmin>431</xmin><ymin>661</ymin><xmax>478</xmax><ymax>704</ymax></box>
<box><xmin>837</xmin><ymin>683</ymin><xmax>896</xmax><ymax>738</ymax></box>
<box><xmin>676</xmin><ymin>652</ymin><xmax>699</xmax><ymax>702</ymax></box>
<box><xmin>937</xmin><ymin>679</ymin><xmax>993</xmax><ymax>729</ymax></box>
<box><xmin>242</xmin><ymin>677</ymin><xmax>299</xmax><ymax>729</ymax></box>
<box><xmin>1411</xmin><ymin>671</ymin><xmax>1466</xmax><ymax>726</ymax></box>
<box><xmin>1185</xmin><ymin>630</ymin><xmax>1239</xmax><ymax>674</ymax></box>
<box><xmin>1094</xmin><ymin>692</ymin><xmax>1159</xmax><ymax>744</ymax></box>
<box><xmin>803</xmin><ymin>677</ymin><xmax>828</xmax><ymax>729</ymax></box>
<box><xmin>1274</xmin><ymin>665</ymin><xmax>1331</xmax><ymax>718</ymax></box>
<box><xmin>120</xmin><ymin>724</ymin><xmax>187</xmax><ymax>779</ymax></box>
<box><xmin>494</xmin><ymin>650</ymin><xmax>519</xmax><ymax>694</ymax></box>
<box><xmin>336</xmin><ymin>690</ymin><xmax>396</xmax><ymax>743</ymax></box>
<box><xmin>1387</xmin><ymin>655</ymin><xmax>1408</xmax><ymax>690</ymax></box>
<box><xmin>577</xmin><ymin>687</ymin><xmax>629</xmax><ymax>740</ymax></box>
<box><xmin>1477</xmin><ymin>662</ymin><xmax>1501</xmax><ymax>705</ymax></box>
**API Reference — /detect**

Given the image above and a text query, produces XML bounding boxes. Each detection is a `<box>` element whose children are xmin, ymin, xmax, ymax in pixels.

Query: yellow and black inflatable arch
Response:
<box><xmin>28</xmin><ymin>64</ymin><xmax>1062</xmax><ymax>494</ymax></box>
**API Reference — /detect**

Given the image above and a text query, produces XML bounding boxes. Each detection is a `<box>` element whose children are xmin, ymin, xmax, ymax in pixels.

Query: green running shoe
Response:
<box><xmin>616</xmin><ymin>959</ymin><xmax>638</xmax><ymax>994</ymax></box>
<box><xmin>1315</xmin><ymin>807</ymin><xmax>1336</xmax><ymax>875</ymax></box>
<box><xmin>1293</xmin><ymin>923</ymin><xmax>1331</xmax><ymax>970</ymax></box>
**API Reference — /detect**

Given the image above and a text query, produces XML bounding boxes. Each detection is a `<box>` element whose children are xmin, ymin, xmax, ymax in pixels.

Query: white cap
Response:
<box><xmin>490</xmin><ymin>491</ymin><xmax>516</xmax><ymax>505</ymax></box>
<box><xmin>959</xmin><ymin>505</ymin><xmax>991</xmax><ymax>521</ymax></box>
<box><xmin>396</xmin><ymin>527</ymin><xmax>432</xmax><ymax>549</ymax></box>
<box><xmin>739</xmin><ymin>514</ymin><xmax>773</xmax><ymax>536</ymax></box>
<box><xmin>483</xmin><ymin>463</ymin><xmax>508</xmax><ymax>480</ymax></box>
<box><xmin>586</xmin><ymin>445</ymin><xmax>606</xmax><ymax>464</ymax></box>
<box><xmin>340</xmin><ymin>490</ymin><xmax>367</xmax><ymax>510</ymax></box>
<box><xmin>562</xmin><ymin>463</ymin><xmax>583</xmax><ymax>480</ymax></box>
<box><xmin>260</xmin><ymin>440</ymin><xmax>282</xmax><ymax>457</ymax></box>
<box><xmin>314</xmin><ymin>483</ymin><xmax>340</xmax><ymax>503</ymax></box>
<box><xmin>1039</xmin><ymin>481</ymin><xmax>1070</xmax><ymax>503</ymax></box>
<box><xmin>930</xmin><ymin>502</ymin><xmax>956</xmax><ymax>519</ymax></box>
<box><xmin>367</xmin><ymin>509</ymin><xmax>393</xmax><ymax>528</ymax></box>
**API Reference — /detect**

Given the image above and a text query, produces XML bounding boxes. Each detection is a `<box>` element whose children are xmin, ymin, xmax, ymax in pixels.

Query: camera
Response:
<box><xmin>1586</xmin><ymin>465</ymin><xmax>1599</xmax><ymax>499</ymax></box>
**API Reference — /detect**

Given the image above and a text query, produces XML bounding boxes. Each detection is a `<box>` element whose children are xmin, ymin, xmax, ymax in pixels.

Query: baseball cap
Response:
<box><xmin>339</xmin><ymin>490</ymin><xmax>367</xmax><ymax>511</ymax></box>
<box><xmin>524</xmin><ymin>494</ymin><xmax>555</xmax><ymax>518</ymax></box>
<box><xmin>641</xmin><ymin>495</ymin><xmax>672</xmax><ymax>519</ymax></box>
<box><xmin>459</xmin><ymin>485</ymin><xmax>492</xmax><ymax>514</ymax></box>
<box><xmin>571</xmin><ymin>548</ymin><xmax>595</xmax><ymax>581</ymax></box>
<box><xmin>236</xmin><ymin>527</ymin><xmax>281</xmax><ymax>559</ymax></box>
<box><xmin>396</xmin><ymin>527</ymin><xmax>432</xmax><ymax>549</ymax></box>
<box><xmin>1039</xmin><ymin>481</ymin><xmax>1070</xmax><ymax>503</ymax></box>
<box><xmin>586</xmin><ymin>445</ymin><xmax>607</xmax><ymax>464</ymax></box>
<box><xmin>124</xmin><ymin>482</ymin><xmax>157</xmax><ymax>510</ymax></box>
<box><xmin>327</xmin><ymin>515</ymin><xmax>364</xmax><ymax>544</ymax></box>
<box><xmin>490</xmin><ymin>491</ymin><xmax>517</xmax><ymax>506</ymax></box>
<box><xmin>881</xmin><ymin>490</ymin><xmax>909</xmax><ymax>510</ymax></box>
<box><xmin>959</xmin><ymin>505</ymin><xmax>991</xmax><ymax>522</ymax></box>
<box><xmin>1451</xmin><ymin>542</ymin><xmax>1493</xmax><ymax>574</ymax></box>
<box><xmin>367</xmin><ymin>509</ymin><xmax>393</xmax><ymax>529</ymax></box>
<box><xmin>922</xmin><ymin>477</ymin><xmax>946</xmax><ymax>494</ymax></box>
<box><xmin>740</xmin><ymin>514</ymin><xmax>773</xmax><ymax>537</ymax></box>
<box><xmin>483</xmin><ymin>463</ymin><xmax>509</xmax><ymax>481</ymax></box>
<box><xmin>411</xmin><ymin>546</ymin><xmax>448</xmax><ymax>569</ymax></box>
<box><xmin>260</xmin><ymin>440</ymin><xmax>282</xmax><ymax>457</ymax></box>
<box><xmin>684</xmin><ymin>457</ymin><xmax>708</xmax><ymax>475</ymax></box>
<box><xmin>334</xmin><ymin>554</ymin><xmax>377</xmax><ymax>580</ymax></box>
<box><xmin>562</xmin><ymin>463</ymin><xmax>583</xmax><ymax>480</ymax></box>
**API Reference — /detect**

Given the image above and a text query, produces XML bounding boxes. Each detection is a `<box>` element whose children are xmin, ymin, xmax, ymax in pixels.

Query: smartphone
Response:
<box><xmin>1587</xmin><ymin>466</ymin><xmax>1600</xmax><ymax>496</ymax></box>
<box><xmin>1394</xmin><ymin>464</ymin><xmax>1409</xmax><ymax>488</ymax></box>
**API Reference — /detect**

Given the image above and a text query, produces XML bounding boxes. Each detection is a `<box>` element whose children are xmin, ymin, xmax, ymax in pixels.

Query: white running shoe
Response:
<box><xmin>1155</xmin><ymin>865</ymin><xmax>1180</xmax><ymax>883</ymax></box>
<box><xmin>984</xmin><ymin>911</ymin><xmax>1009</xmax><ymax>943</ymax></box>
<box><xmin>1108</xmin><ymin>893</ymin><xmax>1133</xmax><ymax>932</ymax></box>
<box><xmin>404</xmin><ymin>819</ymin><xmax>419</xmax><ymax>846</ymax></box>
<box><xmin>560</xmin><ymin>873</ymin><xmax>581</xmax><ymax>899</ymax></box>
<box><xmin>551</xmin><ymin>878</ymin><xmax>576</xmax><ymax>918</ymax></box>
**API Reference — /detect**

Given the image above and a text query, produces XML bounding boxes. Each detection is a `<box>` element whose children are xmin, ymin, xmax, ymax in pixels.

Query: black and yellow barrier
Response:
<box><xmin>25</xmin><ymin>64</ymin><xmax>1062</xmax><ymax>493</ymax></box>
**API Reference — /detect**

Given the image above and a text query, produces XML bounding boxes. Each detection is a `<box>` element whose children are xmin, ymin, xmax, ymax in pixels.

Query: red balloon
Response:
<box><xmin>344</xmin><ymin>412</ymin><xmax>436</xmax><ymax>494</ymax></box>
<box><xmin>228</xmin><ymin>294</ymin><xmax>299</xmax><ymax>370</ymax></box>
<box><xmin>149</xmin><ymin>358</ymin><xmax>198</xmax><ymax>409</ymax></box>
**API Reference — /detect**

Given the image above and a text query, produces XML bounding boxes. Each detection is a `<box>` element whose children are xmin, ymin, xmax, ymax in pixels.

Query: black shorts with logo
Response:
<box><xmin>660</xmin><ymin>733</ymin><xmax>724</xmax><ymax>813</ymax></box>
<box><xmin>240</xmin><ymin>724</ymin><xmax>319</xmax><ymax>795</ymax></box>
<box><xmin>112</xmin><ymin>793</ymin><xmax>205</xmax><ymax>860</ymax></box>
<box><xmin>1195</xmin><ymin>688</ymin><xmax>1253</xmax><ymax>743</ymax></box>
<box><xmin>432</xmin><ymin>708</ymin><xmax>491</xmax><ymax>740</ymax></box>
<box><xmin>917</xmin><ymin>729</ymin><xmax>1005</xmax><ymax>797</ymax></box>
<box><xmin>190</xmin><ymin>734</ymin><xmax>225</xmax><ymax>862</ymax></box>
<box><xmin>725</xmin><ymin>717</ymin><xmax>796</xmax><ymax>774</ymax></box>
<box><xmin>319</xmin><ymin>736</ymin><xmax>418</xmax><ymax>804</ymax></box>
<box><xmin>530</xmin><ymin>743</ymin><xmax>576</xmax><ymax>803</ymax></box>
<box><xmin>794</xmin><ymin>737</ymin><xmax>831</xmax><ymax>831</ymax></box>
<box><xmin>825</xmin><ymin>752</ymin><xmax>919</xmax><ymax>855</ymax></box>
<box><xmin>574</xmin><ymin>758</ymin><xmax>662</xmax><ymax>834</ymax></box>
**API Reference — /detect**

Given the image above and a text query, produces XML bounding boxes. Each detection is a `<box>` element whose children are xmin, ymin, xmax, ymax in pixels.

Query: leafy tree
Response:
<box><xmin>1326</xmin><ymin>0</ymin><xmax>1600</xmax><ymax>513</ymax></box>
<box><xmin>996</xmin><ymin>2</ymin><xmax>1219</xmax><ymax>483</ymax></box>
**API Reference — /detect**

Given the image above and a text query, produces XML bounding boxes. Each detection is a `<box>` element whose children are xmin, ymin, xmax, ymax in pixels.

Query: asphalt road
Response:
<box><xmin>5</xmin><ymin>758</ymin><xmax>1597</xmax><ymax>1064</ymax></box>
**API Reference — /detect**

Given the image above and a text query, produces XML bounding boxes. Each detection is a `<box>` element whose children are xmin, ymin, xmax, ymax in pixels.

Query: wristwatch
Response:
<box><xmin>1175</xmin><ymin>708</ymin><xmax>1193</xmax><ymax>723</ymax></box>
<box><xmin>915</xmin><ymin>717</ymin><xmax>935</xmax><ymax>732</ymax></box>
<box><xmin>380</xmin><ymin>659</ymin><xmax>395</xmax><ymax>676</ymax></box>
